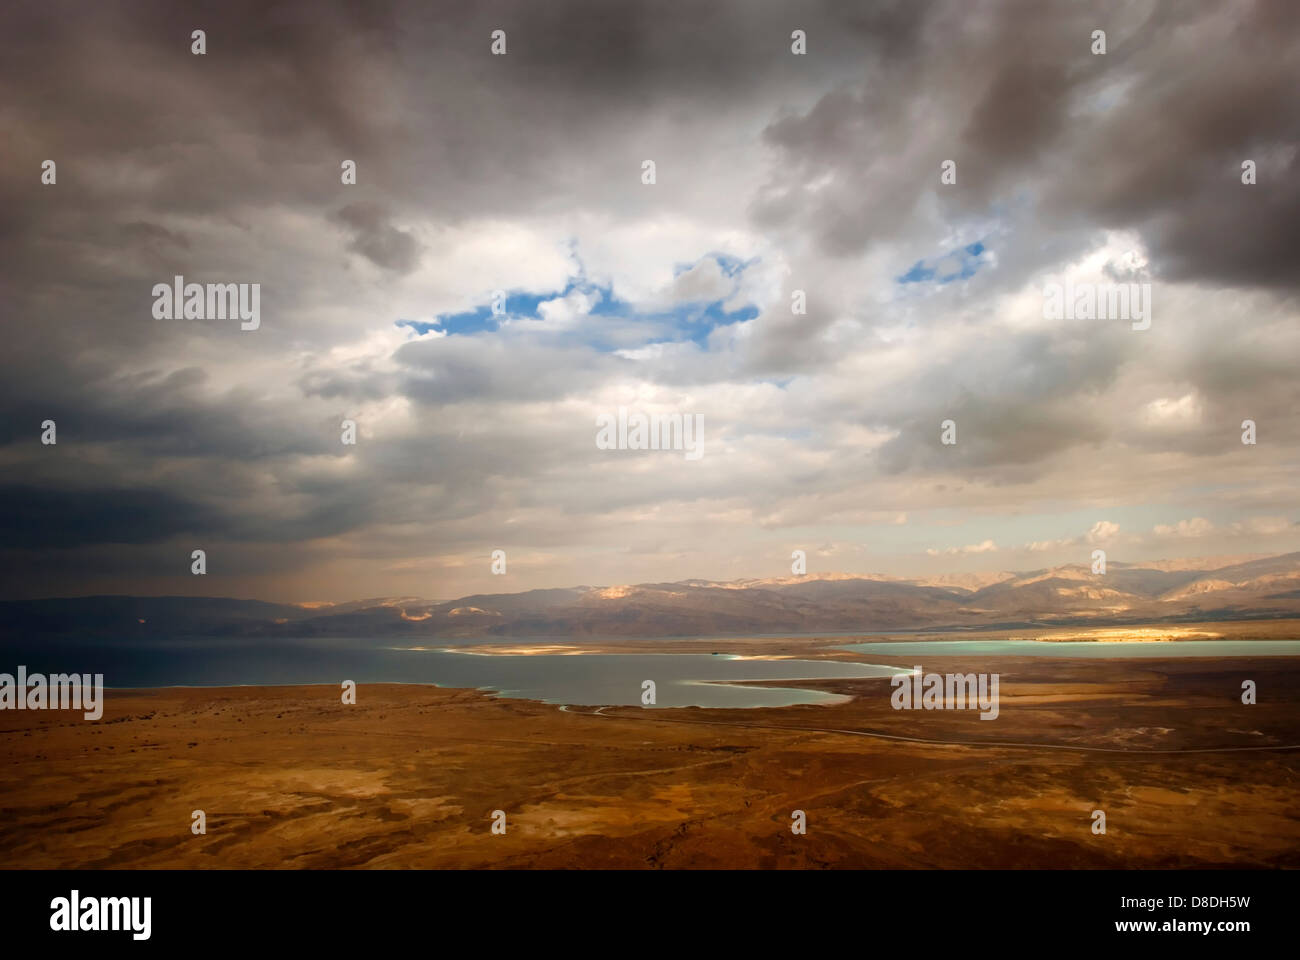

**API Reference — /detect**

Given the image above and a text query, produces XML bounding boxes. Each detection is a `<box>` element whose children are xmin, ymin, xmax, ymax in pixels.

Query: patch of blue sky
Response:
<box><xmin>392</xmin><ymin>283</ymin><xmax>611</xmax><ymax>335</ymax></box>
<box><xmin>401</xmin><ymin>253</ymin><xmax>761</xmax><ymax>350</ymax></box>
<box><xmin>896</xmin><ymin>240</ymin><xmax>989</xmax><ymax>286</ymax></box>
<box><xmin>586</xmin><ymin>284</ymin><xmax>634</xmax><ymax>318</ymax></box>
<box><xmin>662</xmin><ymin>300</ymin><xmax>759</xmax><ymax>348</ymax></box>
<box><xmin>673</xmin><ymin>251</ymin><xmax>758</xmax><ymax>279</ymax></box>
<box><xmin>587</xmin><ymin>297</ymin><xmax>757</xmax><ymax>350</ymax></box>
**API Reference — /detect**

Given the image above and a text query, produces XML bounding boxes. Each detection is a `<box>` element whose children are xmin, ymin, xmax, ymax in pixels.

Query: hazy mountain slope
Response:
<box><xmin>0</xmin><ymin>595</ymin><xmax>313</xmax><ymax>640</ymax></box>
<box><xmin>4</xmin><ymin>553</ymin><xmax>1300</xmax><ymax>641</ymax></box>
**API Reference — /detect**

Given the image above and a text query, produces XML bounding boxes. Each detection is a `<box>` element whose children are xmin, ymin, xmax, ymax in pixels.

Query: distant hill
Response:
<box><xmin>4</xmin><ymin>552</ymin><xmax>1300</xmax><ymax>641</ymax></box>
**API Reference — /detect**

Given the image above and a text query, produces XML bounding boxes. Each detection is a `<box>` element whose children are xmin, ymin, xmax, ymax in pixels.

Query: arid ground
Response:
<box><xmin>3</xmin><ymin>628</ymin><xmax>1298</xmax><ymax>868</ymax></box>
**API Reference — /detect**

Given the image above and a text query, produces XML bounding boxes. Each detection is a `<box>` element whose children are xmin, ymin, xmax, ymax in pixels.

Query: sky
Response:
<box><xmin>1</xmin><ymin>0</ymin><xmax>1298</xmax><ymax>602</ymax></box>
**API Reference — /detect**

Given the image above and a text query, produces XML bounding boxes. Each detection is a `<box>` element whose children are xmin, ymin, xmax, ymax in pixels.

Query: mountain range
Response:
<box><xmin>5</xmin><ymin>552</ymin><xmax>1300</xmax><ymax>641</ymax></box>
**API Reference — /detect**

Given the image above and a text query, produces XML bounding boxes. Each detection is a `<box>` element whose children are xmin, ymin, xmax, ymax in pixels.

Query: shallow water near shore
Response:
<box><xmin>0</xmin><ymin>637</ymin><xmax>900</xmax><ymax>708</ymax></box>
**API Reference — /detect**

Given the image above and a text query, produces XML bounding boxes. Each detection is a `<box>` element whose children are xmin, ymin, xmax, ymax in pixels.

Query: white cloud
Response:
<box><xmin>1142</xmin><ymin>393</ymin><xmax>1202</xmax><ymax>427</ymax></box>
<box><xmin>1154</xmin><ymin>517</ymin><xmax>1214</xmax><ymax>538</ymax></box>
<box><xmin>533</xmin><ymin>288</ymin><xmax>600</xmax><ymax>328</ymax></box>
<box><xmin>1231</xmin><ymin>516</ymin><xmax>1292</xmax><ymax>537</ymax></box>
<box><xmin>1025</xmin><ymin>537</ymin><xmax>1076</xmax><ymax>552</ymax></box>
<box><xmin>927</xmin><ymin>539</ymin><xmax>998</xmax><ymax>557</ymax></box>
<box><xmin>1086</xmin><ymin>521</ymin><xmax>1120</xmax><ymax>543</ymax></box>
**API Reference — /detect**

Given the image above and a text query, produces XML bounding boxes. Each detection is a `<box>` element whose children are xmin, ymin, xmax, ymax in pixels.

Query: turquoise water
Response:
<box><xmin>836</xmin><ymin>639</ymin><xmax>1300</xmax><ymax>658</ymax></box>
<box><xmin>0</xmin><ymin>635</ymin><xmax>900</xmax><ymax>708</ymax></box>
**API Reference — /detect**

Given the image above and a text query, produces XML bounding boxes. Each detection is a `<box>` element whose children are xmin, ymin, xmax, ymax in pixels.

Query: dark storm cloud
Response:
<box><xmin>0</xmin><ymin>0</ymin><xmax>931</xmax><ymax>257</ymax></box>
<box><xmin>754</xmin><ymin>0</ymin><xmax>1300</xmax><ymax>292</ymax></box>
<box><xmin>332</xmin><ymin>203</ymin><xmax>422</xmax><ymax>274</ymax></box>
<box><xmin>871</xmin><ymin>328</ymin><xmax>1124</xmax><ymax>478</ymax></box>
<box><xmin>0</xmin><ymin>485</ymin><xmax>224</xmax><ymax>549</ymax></box>
<box><xmin>1044</xmin><ymin>0</ymin><xmax>1300</xmax><ymax>292</ymax></box>
<box><xmin>0</xmin><ymin>365</ymin><xmax>336</xmax><ymax>460</ymax></box>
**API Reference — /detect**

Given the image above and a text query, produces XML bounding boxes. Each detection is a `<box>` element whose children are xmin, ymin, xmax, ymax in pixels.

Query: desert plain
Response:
<box><xmin>2</xmin><ymin>623</ymin><xmax>1298</xmax><ymax>869</ymax></box>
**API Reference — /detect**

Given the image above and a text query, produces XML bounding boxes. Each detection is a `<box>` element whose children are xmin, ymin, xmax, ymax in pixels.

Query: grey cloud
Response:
<box><xmin>332</xmin><ymin>202</ymin><xmax>422</xmax><ymax>273</ymax></box>
<box><xmin>395</xmin><ymin>336</ymin><xmax>618</xmax><ymax>404</ymax></box>
<box><xmin>0</xmin><ymin>484</ymin><xmax>224</xmax><ymax>549</ymax></box>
